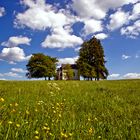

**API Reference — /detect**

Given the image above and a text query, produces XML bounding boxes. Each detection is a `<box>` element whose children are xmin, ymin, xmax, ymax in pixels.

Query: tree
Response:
<box><xmin>26</xmin><ymin>53</ymin><xmax>58</xmax><ymax>80</ymax></box>
<box><xmin>63</xmin><ymin>64</ymin><xmax>74</xmax><ymax>80</ymax></box>
<box><xmin>77</xmin><ymin>37</ymin><xmax>108</xmax><ymax>81</ymax></box>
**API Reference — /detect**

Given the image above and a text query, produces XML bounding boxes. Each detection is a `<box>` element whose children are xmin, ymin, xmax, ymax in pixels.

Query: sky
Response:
<box><xmin>0</xmin><ymin>0</ymin><xmax>140</xmax><ymax>80</ymax></box>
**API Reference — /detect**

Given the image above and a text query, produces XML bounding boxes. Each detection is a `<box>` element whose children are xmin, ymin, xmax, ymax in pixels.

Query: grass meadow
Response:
<box><xmin>0</xmin><ymin>80</ymin><xmax>140</xmax><ymax>140</ymax></box>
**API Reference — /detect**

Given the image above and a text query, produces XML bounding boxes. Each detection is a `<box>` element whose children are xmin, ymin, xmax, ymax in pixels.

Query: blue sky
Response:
<box><xmin>0</xmin><ymin>0</ymin><xmax>140</xmax><ymax>80</ymax></box>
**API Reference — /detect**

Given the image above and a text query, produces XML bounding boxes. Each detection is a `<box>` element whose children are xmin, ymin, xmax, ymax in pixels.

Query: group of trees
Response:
<box><xmin>26</xmin><ymin>53</ymin><xmax>57</xmax><ymax>80</ymax></box>
<box><xmin>26</xmin><ymin>37</ymin><xmax>108</xmax><ymax>81</ymax></box>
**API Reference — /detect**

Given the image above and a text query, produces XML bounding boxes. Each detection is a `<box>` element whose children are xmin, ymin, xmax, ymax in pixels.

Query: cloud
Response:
<box><xmin>83</xmin><ymin>19</ymin><xmax>103</xmax><ymax>35</ymax></box>
<box><xmin>129</xmin><ymin>2</ymin><xmax>140</xmax><ymax>20</ymax></box>
<box><xmin>108</xmin><ymin>9</ymin><xmax>129</xmax><ymax>30</ymax></box>
<box><xmin>41</xmin><ymin>27</ymin><xmax>83</xmax><ymax>48</ymax></box>
<box><xmin>58</xmin><ymin>56</ymin><xmax>78</xmax><ymax>65</ymax></box>
<box><xmin>0</xmin><ymin>78</ymin><xmax>6</xmax><ymax>80</ymax></box>
<box><xmin>95</xmin><ymin>33</ymin><xmax>108</xmax><ymax>40</ymax></box>
<box><xmin>0</xmin><ymin>7</ymin><xmax>5</xmax><ymax>17</ymax></box>
<box><xmin>15</xmin><ymin>0</ymin><xmax>83</xmax><ymax>49</ymax></box>
<box><xmin>108</xmin><ymin>74</ymin><xmax>120</xmax><ymax>79</ymax></box>
<box><xmin>123</xmin><ymin>73</ymin><xmax>140</xmax><ymax>79</ymax></box>
<box><xmin>11</xmin><ymin>68</ymin><xmax>27</xmax><ymax>73</ymax></box>
<box><xmin>72</xmin><ymin>0</ymin><xmax>138</xmax><ymax>20</ymax></box>
<box><xmin>1</xmin><ymin>36</ymin><xmax>31</xmax><ymax>47</ymax></box>
<box><xmin>122</xmin><ymin>54</ymin><xmax>131</xmax><ymax>60</ymax></box>
<box><xmin>0</xmin><ymin>72</ymin><xmax>22</xmax><ymax>78</ymax></box>
<box><xmin>0</xmin><ymin>47</ymin><xmax>31</xmax><ymax>63</ymax></box>
<box><xmin>15</xmin><ymin>0</ymin><xmax>77</xmax><ymax>30</ymax></box>
<box><xmin>121</xmin><ymin>20</ymin><xmax>140</xmax><ymax>38</ymax></box>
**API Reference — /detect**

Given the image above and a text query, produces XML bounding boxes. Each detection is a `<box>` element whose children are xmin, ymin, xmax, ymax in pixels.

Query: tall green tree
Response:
<box><xmin>77</xmin><ymin>37</ymin><xmax>108</xmax><ymax>81</ymax></box>
<box><xmin>26</xmin><ymin>53</ymin><xmax>58</xmax><ymax>80</ymax></box>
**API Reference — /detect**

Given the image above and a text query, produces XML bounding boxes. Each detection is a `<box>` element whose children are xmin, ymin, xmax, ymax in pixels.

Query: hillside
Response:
<box><xmin>0</xmin><ymin>80</ymin><xmax>140</xmax><ymax>139</ymax></box>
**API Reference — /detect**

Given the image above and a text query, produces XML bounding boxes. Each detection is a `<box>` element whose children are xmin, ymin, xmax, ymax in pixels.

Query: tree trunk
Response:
<box><xmin>45</xmin><ymin>77</ymin><xmax>47</xmax><ymax>80</ymax></box>
<box><xmin>48</xmin><ymin>77</ymin><xmax>51</xmax><ymax>80</ymax></box>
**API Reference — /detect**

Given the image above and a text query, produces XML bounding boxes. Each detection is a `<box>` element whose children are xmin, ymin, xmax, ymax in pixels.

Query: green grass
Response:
<box><xmin>0</xmin><ymin>80</ymin><xmax>140</xmax><ymax>140</ymax></box>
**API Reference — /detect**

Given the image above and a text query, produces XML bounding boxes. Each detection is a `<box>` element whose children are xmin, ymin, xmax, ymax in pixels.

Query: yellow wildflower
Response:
<box><xmin>98</xmin><ymin>136</ymin><xmax>101</xmax><ymax>139</ymax></box>
<box><xmin>88</xmin><ymin>118</ymin><xmax>91</xmax><ymax>121</ymax></box>
<box><xmin>16</xmin><ymin>124</ymin><xmax>20</xmax><ymax>128</ymax></box>
<box><xmin>64</xmin><ymin>134</ymin><xmax>68</xmax><ymax>138</ymax></box>
<box><xmin>35</xmin><ymin>136</ymin><xmax>39</xmax><ymax>139</ymax></box>
<box><xmin>61</xmin><ymin>132</ymin><xmax>68</xmax><ymax>138</ymax></box>
<box><xmin>26</xmin><ymin>110</ymin><xmax>30</xmax><ymax>115</ymax></box>
<box><xmin>69</xmin><ymin>133</ymin><xmax>73</xmax><ymax>136</ymax></box>
<box><xmin>89</xmin><ymin>128</ymin><xmax>93</xmax><ymax>134</ymax></box>
<box><xmin>0</xmin><ymin>98</ymin><xmax>4</xmax><ymax>102</ymax></box>
<box><xmin>45</xmin><ymin>123</ymin><xmax>48</xmax><ymax>126</ymax></box>
<box><xmin>35</xmin><ymin>130</ymin><xmax>39</xmax><ymax>135</ymax></box>
<box><xmin>15</xmin><ymin>103</ymin><xmax>18</xmax><ymax>107</ymax></box>
<box><xmin>49</xmin><ymin>133</ymin><xmax>53</xmax><ymax>136</ymax></box>
<box><xmin>95</xmin><ymin>117</ymin><xmax>98</xmax><ymax>121</ymax></box>
<box><xmin>11</xmin><ymin>109</ymin><xmax>16</xmax><ymax>113</ymax></box>
<box><xmin>8</xmin><ymin>121</ymin><xmax>13</xmax><ymax>124</ymax></box>
<box><xmin>42</xmin><ymin>126</ymin><xmax>47</xmax><ymax>130</ymax></box>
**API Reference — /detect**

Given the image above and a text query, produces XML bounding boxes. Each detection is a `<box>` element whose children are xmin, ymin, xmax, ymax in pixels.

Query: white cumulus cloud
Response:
<box><xmin>95</xmin><ymin>33</ymin><xmax>108</xmax><ymax>40</ymax></box>
<box><xmin>41</xmin><ymin>27</ymin><xmax>83</xmax><ymax>48</ymax></box>
<box><xmin>15</xmin><ymin>0</ymin><xmax>83</xmax><ymax>49</ymax></box>
<box><xmin>83</xmin><ymin>19</ymin><xmax>103</xmax><ymax>35</ymax></box>
<box><xmin>11</xmin><ymin>68</ymin><xmax>27</xmax><ymax>73</ymax></box>
<box><xmin>109</xmin><ymin>74</ymin><xmax>120</xmax><ymax>78</ymax></box>
<box><xmin>1</xmin><ymin>36</ymin><xmax>31</xmax><ymax>47</ymax></box>
<box><xmin>0</xmin><ymin>72</ymin><xmax>22</xmax><ymax>78</ymax></box>
<box><xmin>123</xmin><ymin>73</ymin><xmax>140</xmax><ymax>79</ymax></box>
<box><xmin>108</xmin><ymin>9</ymin><xmax>129</xmax><ymax>30</ymax></box>
<box><xmin>121</xmin><ymin>20</ymin><xmax>140</xmax><ymax>38</ymax></box>
<box><xmin>0</xmin><ymin>47</ymin><xmax>31</xmax><ymax>63</ymax></box>
<box><xmin>58</xmin><ymin>56</ymin><xmax>78</xmax><ymax>65</ymax></box>
<box><xmin>129</xmin><ymin>2</ymin><xmax>140</xmax><ymax>20</ymax></box>
<box><xmin>72</xmin><ymin>0</ymin><xmax>138</xmax><ymax>20</ymax></box>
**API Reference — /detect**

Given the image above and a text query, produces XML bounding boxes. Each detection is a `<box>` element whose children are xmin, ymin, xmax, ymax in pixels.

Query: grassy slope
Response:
<box><xmin>0</xmin><ymin>80</ymin><xmax>140</xmax><ymax>140</ymax></box>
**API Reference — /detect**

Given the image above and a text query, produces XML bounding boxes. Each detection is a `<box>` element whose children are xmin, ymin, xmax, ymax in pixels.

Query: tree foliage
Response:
<box><xmin>77</xmin><ymin>37</ymin><xmax>109</xmax><ymax>80</ymax></box>
<box><xmin>63</xmin><ymin>64</ymin><xmax>74</xmax><ymax>80</ymax></box>
<box><xmin>26</xmin><ymin>53</ymin><xmax>58</xmax><ymax>80</ymax></box>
